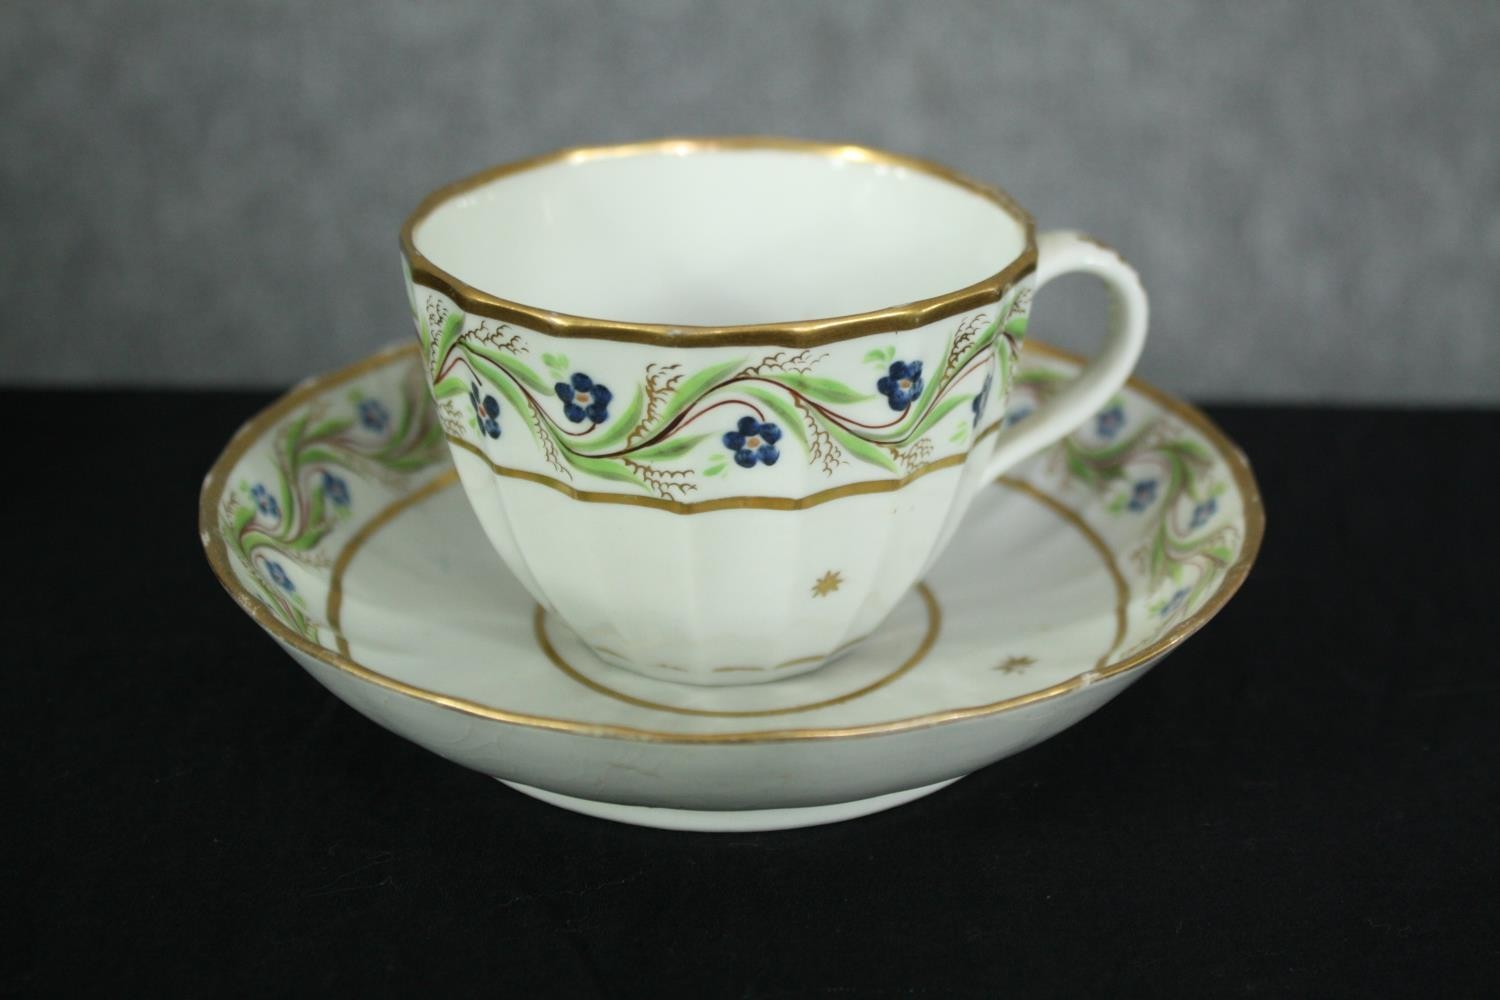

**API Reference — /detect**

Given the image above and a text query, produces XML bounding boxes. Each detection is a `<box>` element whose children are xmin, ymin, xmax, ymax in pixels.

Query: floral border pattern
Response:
<box><xmin>217</xmin><ymin>364</ymin><xmax>447</xmax><ymax>641</ymax></box>
<box><xmin>1010</xmin><ymin>370</ymin><xmax>1243</xmax><ymax>628</ymax></box>
<box><xmin>412</xmin><ymin>286</ymin><xmax>1033</xmax><ymax>500</ymax></box>
<box><xmin>205</xmin><ymin>342</ymin><xmax>1261</xmax><ymax>739</ymax></box>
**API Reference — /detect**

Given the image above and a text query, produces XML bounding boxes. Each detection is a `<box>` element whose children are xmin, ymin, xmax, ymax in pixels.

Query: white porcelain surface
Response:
<box><xmin>200</xmin><ymin>340</ymin><xmax>1261</xmax><ymax>831</ymax></box>
<box><xmin>413</xmin><ymin>145</ymin><xmax>1026</xmax><ymax>326</ymax></box>
<box><xmin>402</xmin><ymin>141</ymin><xmax>1149</xmax><ymax>683</ymax></box>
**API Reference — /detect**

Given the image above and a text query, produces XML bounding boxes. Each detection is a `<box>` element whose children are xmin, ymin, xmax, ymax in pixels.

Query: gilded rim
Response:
<box><xmin>198</xmin><ymin>340</ymin><xmax>1265</xmax><ymax>745</ymax></box>
<box><xmin>400</xmin><ymin>136</ymin><xmax>1039</xmax><ymax>348</ymax></box>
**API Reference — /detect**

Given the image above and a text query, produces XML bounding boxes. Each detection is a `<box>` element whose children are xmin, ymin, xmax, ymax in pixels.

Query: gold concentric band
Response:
<box><xmin>533</xmin><ymin>584</ymin><xmax>940</xmax><ymax>718</ymax></box>
<box><xmin>997</xmin><ymin>477</ymin><xmax>1129</xmax><ymax>673</ymax></box>
<box><xmin>527</xmin><ymin>476</ymin><xmax>1129</xmax><ymax>714</ymax></box>
<box><xmin>445</xmin><ymin>421</ymin><xmax>1001</xmax><ymax>515</ymax></box>
<box><xmin>327</xmin><ymin>469</ymin><xmax>460</xmax><ymax>659</ymax></box>
<box><xmin>198</xmin><ymin>340</ymin><xmax>1265</xmax><ymax>744</ymax></box>
<box><xmin>400</xmin><ymin>136</ymin><xmax>1038</xmax><ymax>348</ymax></box>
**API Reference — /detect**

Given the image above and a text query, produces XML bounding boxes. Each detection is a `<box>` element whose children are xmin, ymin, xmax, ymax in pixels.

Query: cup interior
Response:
<box><xmin>407</xmin><ymin>141</ymin><xmax>1029</xmax><ymax>327</ymax></box>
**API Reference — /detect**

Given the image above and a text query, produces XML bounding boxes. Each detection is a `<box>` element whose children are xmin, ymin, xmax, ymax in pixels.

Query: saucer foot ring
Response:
<box><xmin>497</xmin><ymin>777</ymin><xmax>964</xmax><ymax>832</ymax></box>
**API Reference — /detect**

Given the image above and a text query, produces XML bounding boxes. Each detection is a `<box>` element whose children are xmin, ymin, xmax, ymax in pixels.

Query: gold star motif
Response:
<box><xmin>811</xmin><ymin>570</ymin><xmax>843</xmax><ymax>598</ymax></box>
<box><xmin>996</xmin><ymin>655</ymin><xmax>1036</xmax><ymax>674</ymax></box>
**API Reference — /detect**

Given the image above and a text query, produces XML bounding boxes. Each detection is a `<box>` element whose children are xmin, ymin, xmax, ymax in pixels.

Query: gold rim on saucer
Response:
<box><xmin>199</xmin><ymin>340</ymin><xmax>1264</xmax><ymax>745</ymax></box>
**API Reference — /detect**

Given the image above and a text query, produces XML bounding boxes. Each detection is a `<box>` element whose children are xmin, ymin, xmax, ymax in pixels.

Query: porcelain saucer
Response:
<box><xmin>200</xmin><ymin>341</ymin><xmax>1262</xmax><ymax>831</ymax></box>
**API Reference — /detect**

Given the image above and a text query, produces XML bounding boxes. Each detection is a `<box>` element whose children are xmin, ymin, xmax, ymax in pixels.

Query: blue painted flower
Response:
<box><xmin>250</xmin><ymin>483</ymin><xmax>280</xmax><ymax>519</ymax></box>
<box><xmin>876</xmin><ymin>360</ymin><xmax>924</xmax><ymax>411</ymax></box>
<box><xmin>1096</xmin><ymin>404</ymin><xmax>1125</xmax><ymax>439</ymax></box>
<box><xmin>322</xmin><ymin>471</ymin><xmax>350</xmax><ymax>508</ymax></box>
<box><xmin>468</xmin><ymin>382</ymin><xmax>501</xmax><ymax>439</ymax></box>
<box><xmin>1159</xmin><ymin>587</ymin><xmax>1189</xmax><ymax>618</ymax></box>
<box><xmin>358</xmin><ymin>398</ymin><xmax>389</xmax><ymax>433</ymax></box>
<box><xmin>971</xmin><ymin>372</ymin><xmax>995</xmax><ymax>426</ymax></box>
<box><xmin>1005</xmin><ymin>405</ymin><xmax>1033</xmax><ymax>427</ymax></box>
<box><xmin>1127</xmin><ymin>479</ymin><xmax>1158</xmax><ymax>512</ymax></box>
<box><xmin>265</xmin><ymin>560</ymin><xmax>294</xmax><ymax>592</ymax></box>
<box><xmin>1190</xmin><ymin>496</ymin><xmax>1217</xmax><ymax>529</ymax></box>
<box><xmin>722</xmin><ymin>416</ymin><xmax>782</xmax><ymax>468</ymax></box>
<box><xmin>555</xmin><ymin>372</ymin><xmax>613</xmax><ymax>424</ymax></box>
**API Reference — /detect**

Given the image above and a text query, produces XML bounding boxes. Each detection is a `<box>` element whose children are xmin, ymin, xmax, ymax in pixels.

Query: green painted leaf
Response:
<box><xmin>1066</xmin><ymin>450</ymin><xmax>1095</xmax><ymax>486</ymax></box>
<box><xmin>741</xmin><ymin>387</ymin><xmax>809</xmax><ymax>448</ymax></box>
<box><xmin>307</xmin><ymin>485</ymin><xmax>326</xmax><ymax>531</ymax></box>
<box><xmin>383</xmin><ymin>453</ymin><xmax>437</xmax><ymax>472</ymax></box>
<box><xmin>863</xmin><ymin>348</ymin><xmax>887</xmax><ymax>365</ymax></box>
<box><xmin>367</xmin><ymin>392</ymin><xmax>416</xmax><ymax>460</ymax></box>
<box><xmin>630</xmin><ymin>433</ymin><xmax>709</xmax><ymax>463</ymax></box>
<box><xmin>291</xmin><ymin>524</ymin><xmax>333</xmax><ymax>551</ymax></box>
<box><xmin>435</xmin><ymin>311</ymin><xmax>465</xmax><ymax>364</ymax></box>
<box><xmin>297</xmin><ymin>447</ymin><xmax>346</xmax><ymax>468</ymax></box>
<box><xmin>1004</xmin><ymin>314</ymin><xmax>1028</xmax><ymax>338</ymax></box>
<box><xmin>283</xmin><ymin>415</ymin><xmax>309</xmax><ymax>454</ymax></box>
<box><xmin>821</xmin><ymin>419</ymin><xmax>901</xmax><ymax>474</ymax></box>
<box><xmin>951</xmin><ymin>317</ymin><xmax>1002</xmax><ymax>372</ymax></box>
<box><xmin>433</xmin><ymin>375</ymin><xmax>468</xmax><ymax>399</ymax></box>
<box><xmin>1163</xmin><ymin>438</ymin><xmax>1213</xmax><ymax>462</ymax></box>
<box><xmin>1071</xmin><ymin>428</ymin><xmax>1151</xmax><ymax>466</ymax></box>
<box><xmin>468</xmin><ymin>356</ymin><xmax>538</xmax><ymax>444</ymax></box>
<box><xmin>653</xmin><ymin>358</ymin><xmax>746</xmax><ymax>429</ymax></box>
<box><xmin>541</xmin><ymin>352</ymin><xmax>569</xmax><ymax>372</ymax></box>
<box><xmin>582</xmin><ymin>387</ymin><xmax>645</xmax><ymax>451</ymax></box>
<box><xmin>238</xmin><ymin>530</ymin><xmax>284</xmax><ymax>554</ymax></box>
<box><xmin>465</xmin><ymin>343</ymin><xmax>552</xmax><ymax>394</ymax></box>
<box><xmin>869</xmin><ymin>338</ymin><xmax>952</xmax><ymax>444</ymax></box>
<box><xmin>560</xmin><ymin>451</ymin><xmax>648</xmax><ymax>490</ymax></box>
<box><xmin>306</xmin><ymin>418</ymin><xmax>352</xmax><ymax>441</ymax></box>
<box><xmin>229</xmin><ymin>504</ymin><xmax>256</xmax><ymax>544</ymax></box>
<box><xmin>907</xmin><ymin>393</ymin><xmax>974</xmax><ymax>443</ymax></box>
<box><xmin>1166</xmin><ymin>456</ymin><xmax>1187</xmax><ymax>501</ymax></box>
<box><xmin>768</xmin><ymin>372</ymin><xmax>872</xmax><ymax>405</ymax></box>
<box><xmin>703</xmin><ymin>462</ymin><xmax>727</xmax><ymax>477</ymax></box>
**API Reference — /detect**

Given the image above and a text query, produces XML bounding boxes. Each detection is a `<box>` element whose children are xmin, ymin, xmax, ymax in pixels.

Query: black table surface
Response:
<box><xmin>8</xmin><ymin>388</ymin><xmax>1497</xmax><ymax>996</ymax></box>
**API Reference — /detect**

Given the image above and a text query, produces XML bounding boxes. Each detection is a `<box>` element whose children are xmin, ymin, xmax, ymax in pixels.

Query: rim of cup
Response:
<box><xmin>400</xmin><ymin>136</ymin><xmax>1039</xmax><ymax>348</ymax></box>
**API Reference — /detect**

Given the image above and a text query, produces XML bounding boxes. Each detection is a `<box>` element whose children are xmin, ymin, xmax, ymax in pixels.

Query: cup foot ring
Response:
<box><xmin>497</xmin><ymin>777</ymin><xmax>964</xmax><ymax>832</ymax></box>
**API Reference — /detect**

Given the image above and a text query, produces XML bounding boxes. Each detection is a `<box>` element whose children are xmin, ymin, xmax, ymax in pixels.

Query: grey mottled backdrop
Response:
<box><xmin>2</xmin><ymin>0</ymin><xmax>1497</xmax><ymax>401</ymax></box>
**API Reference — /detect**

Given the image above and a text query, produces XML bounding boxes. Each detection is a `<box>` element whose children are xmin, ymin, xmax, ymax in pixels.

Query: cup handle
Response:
<box><xmin>981</xmin><ymin>229</ymin><xmax>1150</xmax><ymax>480</ymax></box>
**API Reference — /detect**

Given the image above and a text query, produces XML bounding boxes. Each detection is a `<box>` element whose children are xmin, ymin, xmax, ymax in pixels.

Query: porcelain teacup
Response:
<box><xmin>400</xmin><ymin>137</ymin><xmax>1148</xmax><ymax>685</ymax></box>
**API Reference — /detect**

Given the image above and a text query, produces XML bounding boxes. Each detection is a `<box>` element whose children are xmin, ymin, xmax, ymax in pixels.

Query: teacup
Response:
<box><xmin>400</xmin><ymin>138</ymin><xmax>1147</xmax><ymax>685</ymax></box>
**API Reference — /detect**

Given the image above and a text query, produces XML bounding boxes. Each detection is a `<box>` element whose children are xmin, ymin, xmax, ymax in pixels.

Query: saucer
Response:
<box><xmin>200</xmin><ymin>340</ymin><xmax>1262</xmax><ymax>831</ymax></box>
